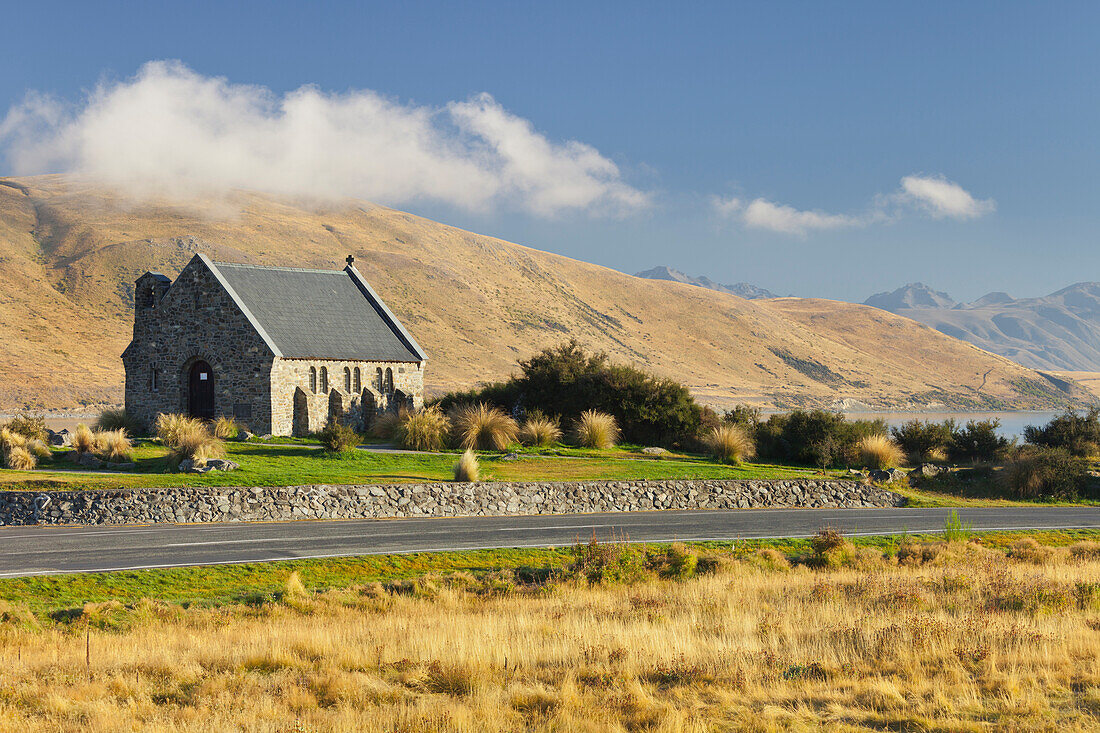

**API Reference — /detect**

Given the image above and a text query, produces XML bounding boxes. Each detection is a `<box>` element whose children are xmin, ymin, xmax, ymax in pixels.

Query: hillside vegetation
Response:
<box><xmin>0</xmin><ymin>175</ymin><xmax>1084</xmax><ymax>412</ymax></box>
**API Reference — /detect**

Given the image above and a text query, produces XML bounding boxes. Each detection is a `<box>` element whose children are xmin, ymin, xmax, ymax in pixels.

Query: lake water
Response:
<box><xmin>840</xmin><ymin>411</ymin><xmax>1062</xmax><ymax>440</ymax></box>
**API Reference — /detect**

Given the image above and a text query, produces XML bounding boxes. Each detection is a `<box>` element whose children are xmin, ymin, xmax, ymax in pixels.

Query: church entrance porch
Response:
<box><xmin>188</xmin><ymin>360</ymin><xmax>216</xmax><ymax>419</ymax></box>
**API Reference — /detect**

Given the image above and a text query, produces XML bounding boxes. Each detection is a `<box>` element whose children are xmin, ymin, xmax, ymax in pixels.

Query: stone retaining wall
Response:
<box><xmin>0</xmin><ymin>479</ymin><xmax>904</xmax><ymax>526</ymax></box>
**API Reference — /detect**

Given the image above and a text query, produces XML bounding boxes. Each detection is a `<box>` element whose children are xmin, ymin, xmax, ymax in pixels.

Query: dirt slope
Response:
<box><xmin>0</xmin><ymin>175</ymin><xmax>1084</xmax><ymax>413</ymax></box>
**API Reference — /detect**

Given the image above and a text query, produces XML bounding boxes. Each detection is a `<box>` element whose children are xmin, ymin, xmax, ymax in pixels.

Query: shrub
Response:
<box><xmin>319</xmin><ymin>420</ymin><xmax>361</xmax><ymax>453</ymax></box>
<box><xmin>574</xmin><ymin>410</ymin><xmax>618</xmax><ymax>450</ymax></box>
<box><xmin>1024</xmin><ymin>409</ymin><xmax>1100</xmax><ymax>457</ymax></box>
<box><xmin>650</xmin><ymin>543</ymin><xmax>699</xmax><ymax>580</ymax></box>
<box><xmin>754</xmin><ymin>410</ymin><xmax>887</xmax><ymax>467</ymax></box>
<box><xmin>453</xmin><ymin>449</ymin><xmax>480</xmax><ymax>482</ymax></box>
<box><xmin>71</xmin><ymin>423</ymin><xmax>96</xmax><ymax>455</ymax></box>
<box><xmin>891</xmin><ymin>419</ymin><xmax>955</xmax><ymax>463</ymax></box>
<box><xmin>568</xmin><ymin>533</ymin><xmax>646</xmax><ymax>584</ymax></box>
<box><xmin>722</xmin><ymin>405</ymin><xmax>762</xmax><ymax>431</ymax></box>
<box><xmin>95</xmin><ymin>408</ymin><xmax>142</xmax><ymax>435</ymax></box>
<box><xmin>859</xmin><ymin>434</ymin><xmax>904</xmax><ymax>469</ymax></box>
<box><xmin>1006</xmin><ymin>445</ymin><xmax>1090</xmax><ymax>500</ymax></box>
<box><xmin>3</xmin><ymin>414</ymin><xmax>47</xmax><ymax>442</ymax></box>
<box><xmin>942</xmin><ymin>509</ymin><xmax>973</xmax><ymax>542</ymax></box>
<box><xmin>94</xmin><ymin>429</ymin><xmax>133</xmax><ymax>462</ymax></box>
<box><xmin>212</xmin><ymin>416</ymin><xmax>240</xmax><ymax>440</ymax></box>
<box><xmin>520</xmin><ymin>414</ymin><xmax>562</xmax><ymax>447</ymax></box>
<box><xmin>396</xmin><ymin>406</ymin><xmax>450</xmax><ymax>451</ymax></box>
<box><xmin>450</xmin><ymin>403</ymin><xmax>519</xmax><ymax>451</ymax></box>
<box><xmin>949</xmin><ymin>419</ymin><xmax>1011</xmax><ymax>463</ymax></box>
<box><xmin>704</xmin><ymin>424</ymin><xmax>755</xmax><ymax>464</ymax></box>
<box><xmin>4</xmin><ymin>444</ymin><xmax>36</xmax><ymax>471</ymax></box>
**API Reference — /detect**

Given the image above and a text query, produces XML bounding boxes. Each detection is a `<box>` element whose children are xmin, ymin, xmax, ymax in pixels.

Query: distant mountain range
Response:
<box><xmin>639</xmin><ymin>266</ymin><xmax>1100</xmax><ymax>373</ymax></box>
<box><xmin>634</xmin><ymin>266</ymin><xmax>779</xmax><ymax>299</ymax></box>
<box><xmin>863</xmin><ymin>282</ymin><xmax>1100</xmax><ymax>372</ymax></box>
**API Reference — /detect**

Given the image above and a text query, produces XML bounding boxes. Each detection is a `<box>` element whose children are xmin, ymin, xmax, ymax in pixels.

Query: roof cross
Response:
<box><xmin>346</xmin><ymin>254</ymin><xmax>355</xmax><ymax>267</ymax></box>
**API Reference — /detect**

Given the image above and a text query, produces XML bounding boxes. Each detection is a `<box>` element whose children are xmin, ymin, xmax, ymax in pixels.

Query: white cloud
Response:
<box><xmin>898</xmin><ymin>174</ymin><xmax>996</xmax><ymax>219</ymax></box>
<box><xmin>0</xmin><ymin>61</ymin><xmax>647</xmax><ymax>216</ymax></box>
<box><xmin>715</xmin><ymin>175</ymin><xmax>993</xmax><ymax>235</ymax></box>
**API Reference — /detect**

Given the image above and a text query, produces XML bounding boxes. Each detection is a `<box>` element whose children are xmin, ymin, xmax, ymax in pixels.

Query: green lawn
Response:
<box><xmin>2</xmin><ymin>528</ymin><xmax>1096</xmax><ymax>615</ymax></box>
<box><xmin>0</xmin><ymin>441</ymin><xmax>837</xmax><ymax>491</ymax></box>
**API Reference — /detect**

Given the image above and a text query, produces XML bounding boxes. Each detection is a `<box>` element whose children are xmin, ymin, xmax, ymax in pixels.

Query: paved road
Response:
<box><xmin>2</xmin><ymin>506</ymin><xmax>1098</xmax><ymax>577</ymax></box>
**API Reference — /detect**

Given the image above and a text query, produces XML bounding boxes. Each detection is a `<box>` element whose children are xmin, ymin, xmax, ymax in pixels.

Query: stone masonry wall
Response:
<box><xmin>0</xmin><ymin>479</ymin><xmax>904</xmax><ymax>526</ymax></box>
<box><xmin>124</xmin><ymin>257</ymin><xmax>275</xmax><ymax>433</ymax></box>
<box><xmin>270</xmin><ymin>358</ymin><xmax>425</xmax><ymax>435</ymax></box>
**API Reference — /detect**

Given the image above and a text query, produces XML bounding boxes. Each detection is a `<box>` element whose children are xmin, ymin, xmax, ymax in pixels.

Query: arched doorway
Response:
<box><xmin>188</xmin><ymin>360</ymin><xmax>215</xmax><ymax>419</ymax></box>
<box><xmin>293</xmin><ymin>387</ymin><xmax>310</xmax><ymax>436</ymax></box>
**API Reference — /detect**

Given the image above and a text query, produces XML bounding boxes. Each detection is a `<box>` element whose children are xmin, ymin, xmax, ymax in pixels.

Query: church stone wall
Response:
<box><xmin>123</xmin><ymin>258</ymin><xmax>275</xmax><ymax>433</ymax></box>
<box><xmin>271</xmin><ymin>358</ymin><xmax>425</xmax><ymax>436</ymax></box>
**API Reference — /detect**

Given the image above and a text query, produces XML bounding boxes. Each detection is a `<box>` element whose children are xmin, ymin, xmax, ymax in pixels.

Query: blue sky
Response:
<box><xmin>2</xmin><ymin>1</ymin><xmax>1097</xmax><ymax>301</ymax></box>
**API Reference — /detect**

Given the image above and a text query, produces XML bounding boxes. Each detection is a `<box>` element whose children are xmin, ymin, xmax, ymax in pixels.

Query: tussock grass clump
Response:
<box><xmin>26</xmin><ymin>438</ymin><xmax>52</xmax><ymax>460</ymax></box>
<box><xmin>574</xmin><ymin>410</ymin><xmax>619</xmax><ymax>450</ymax></box>
<box><xmin>318</xmin><ymin>420</ymin><xmax>361</xmax><ymax>453</ymax></box>
<box><xmin>154</xmin><ymin>413</ymin><xmax>198</xmax><ymax>448</ymax></box>
<box><xmin>370</xmin><ymin>409</ymin><xmax>405</xmax><ymax>440</ymax></box>
<box><xmin>859</xmin><ymin>434</ymin><xmax>905</xmax><ymax>469</ymax></box>
<box><xmin>520</xmin><ymin>414</ymin><xmax>562</xmax><ymax>447</ymax></box>
<box><xmin>95</xmin><ymin>408</ymin><xmax>142</xmax><ymax>435</ymax></box>
<box><xmin>704</xmin><ymin>424</ymin><xmax>755</xmax><ymax>464</ymax></box>
<box><xmin>212</xmin><ymin>416</ymin><xmax>240</xmax><ymax>440</ymax></box>
<box><xmin>451</xmin><ymin>403</ymin><xmax>519</xmax><ymax>451</ymax></box>
<box><xmin>453</xmin><ymin>449</ymin><xmax>480</xmax><ymax>482</ymax></box>
<box><xmin>396</xmin><ymin>406</ymin><xmax>450</xmax><ymax>451</ymax></box>
<box><xmin>94</xmin><ymin>429</ymin><xmax>133</xmax><ymax>463</ymax></box>
<box><xmin>3</xmin><ymin>444</ymin><xmax>36</xmax><ymax>471</ymax></box>
<box><xmin>71</xmin><ymin>423</ymin><xmax>96</xmax><ymax>455</ymax></box>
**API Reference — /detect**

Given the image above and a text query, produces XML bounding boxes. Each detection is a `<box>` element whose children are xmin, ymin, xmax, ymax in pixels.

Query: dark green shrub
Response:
<box><xmin>754</xmin><ymin>410</ymin><xmax>886</xmax><ymax>467</ymax></box>
<box><xmin>722</xmin><ymin>405</ymin><xmax>761</xmax><ymax>431</ymax></box>
<box><xmin>568</xmin><ymin>534</ymin><xmax>647</xmax><ymax>584</ymax></box>
<box><xmin>318</xmin><ymin>420</ymin><xmax>361</xmax><ymax>453</ymax></box>
<box><xmin>1006</xmin><ymin>446</ymin><xmax>1091</xmax><ymax>500</ymax></box>
<box><xmin>1024</xmin><ymin>408</ymin><xmax>1100</xmax><ymax>457</ymax></box>
<box><xmin>891</xmin><ymin>419</ymin><xmax>955</xmax><ymax>462</ymax></box>
<box><xmin>949</xmin><ymin>419</ymin><xmax>1011</xmax><ymax>463</ymax></box>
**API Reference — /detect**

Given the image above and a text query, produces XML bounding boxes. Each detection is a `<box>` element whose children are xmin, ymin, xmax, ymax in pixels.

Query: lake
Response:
<box><xmin>840</xmin><ymin>411</ymin><xmax>1062</xmax><ymax>440</ymax></box>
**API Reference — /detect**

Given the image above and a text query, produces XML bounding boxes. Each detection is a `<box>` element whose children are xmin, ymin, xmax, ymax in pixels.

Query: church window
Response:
<box><xmin>385</xmin><ymin>368</ymin><xmax>394</xmax><ymax>394</ymax></box>
<box><xmin>344</xmin><ymin>367</ymin><xmax>352</xmax><ymax>392</ymax></box>
<box><xmin>151</xmin><ymin>367</ymin><xmax>159</xmax><ymax>392</ymax></box>
<box><xmin>353</xmin><ymin>367</ymin><xmax>361</xmax><ymax>393</ymax></box>
<box><xmin>376</xmin><ymin>367</ymin><xmax>383</xmax><ymax>391</ymax></box>
<box><xmin>309</xmin><ymin>367</ymin><xmax>317</xmax><ymax>393</ymax></box>
<box><xmin>320</xmin><ymin>366</ymin><xmax>329</xmax><ymax>393</ymax></box>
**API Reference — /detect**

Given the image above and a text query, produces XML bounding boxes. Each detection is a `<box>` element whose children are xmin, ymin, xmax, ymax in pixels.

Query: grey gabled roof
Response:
<box><xmin>200</xmin><ymin>255</ymin><xmax>426</xmax><ymax>362</ymax></box>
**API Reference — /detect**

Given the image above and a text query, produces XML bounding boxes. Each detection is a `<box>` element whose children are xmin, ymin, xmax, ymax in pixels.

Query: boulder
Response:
<box><xmin>48</xmin><ymin>429</ymin><xmax>72</xmax><ymax>447</ymax></box>
<box><xmin>235</xmin><ymin>431</ymin><xmax>255</xmax><ymax>442</ymax></box>
<box><xmin>500</xmin><ymin>453</ymin><xmax>520</xmax><ymax>461</ymax></box>
<box><xmin>642</xmin><ymin>447</ymin><xmax>669</xmax><ymax>456</ymax></box>
<box><xmin>77</xmin><ymin>453</ymin><xmax>104</xmax><ymax>469</ymax></box>
<box><xmin>868</xmin><ymin>468</ymin><xmax>905</xmax><ymax>483</ymax></box>
<box><xmin>206</xmin><ymin>458</ymin><xmax>240</xmax><ymax>472</ymax></box>
<box><xmin>909</xmin><ymin>463</ymin><xmax>944</xmax><ymax>479</ymax></box>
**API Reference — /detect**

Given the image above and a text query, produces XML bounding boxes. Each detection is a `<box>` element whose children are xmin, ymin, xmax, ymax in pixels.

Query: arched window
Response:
<box><xmin>385</xmin><ymin>368</ymin><xmax>394</xmax><ymax>394</ymax></box>
<box><xmin>309</xmin><ymin>366</ymin><xmax>317</xmax><ymax>394</ymax></box>
<box><xmin>320</xmin><ymin>366</ymin><xmax>329</xmax><ymax>393</ymax></box>
<box><xmin>344</xmin><ymin>367</ymin><xmax>351</xmax><ymax>392</ymax></box>
<box><xmin>375</xmin><ymin>367</ymin><xmax>383</xmax><ymax>391</ymax></box>
<box><xmin>353</xmin><ymin>367</ymin><xmax>361</xmax><ymax>393</ymax></box>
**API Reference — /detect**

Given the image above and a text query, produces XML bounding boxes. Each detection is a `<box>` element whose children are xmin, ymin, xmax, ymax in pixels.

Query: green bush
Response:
<box><xmin>1006</xmin><ymin>445</ymin><xmax>1091</xmax><ymax>500</ymax></box>
<box><xmin>318</xmin><ymin>420</ymin><xmax>361</xmax><ymax>453</ymax></box>
<box><xmin>433</xmin><ymin>340</ymin><xmax>706</xmax><ymax>447</ymax></box>
<box><xmin>754</xmin><ymin>410</ymin><xmax>886</xmax><ymax>467</ymax></box>
<box><xmin>1024</xmin><ymin>409</ymin><xmax>1100</xmax><ymax>457</ymax></box>
<box><xmin>3</xmin><ymin>413</ymin><xmax>47</xmax><ymax>442</ymax></box>
<box><xmin>949</xmin><ymin>419</ymin><xmax>1011</xmax><ymax>463</ymax></box>
<box><xmin>891</xmin><ymin>419</ymin><xmax>955</xmax><ymax>462</ymax></box>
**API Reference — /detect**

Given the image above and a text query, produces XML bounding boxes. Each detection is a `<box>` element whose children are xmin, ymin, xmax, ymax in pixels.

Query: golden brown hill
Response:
<box><xmin>0</xmin><ymin>175</ymin><xmax>1085</xmax><ymax>413</ymax></box>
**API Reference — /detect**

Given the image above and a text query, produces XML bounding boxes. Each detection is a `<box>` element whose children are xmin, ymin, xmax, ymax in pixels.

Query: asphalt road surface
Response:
<box><xmin>2</xmin><ymin>506</ymin><xmax>1098</xmax><ymax>577</ymax></box>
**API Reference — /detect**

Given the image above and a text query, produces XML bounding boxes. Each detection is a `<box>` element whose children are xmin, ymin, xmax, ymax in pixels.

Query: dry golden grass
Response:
<box><xmin>211</xmin><ymin>416</ymin><xmax>239</xmax><ymax>440</ymax></box>
<box><xmin>859</xmin><ymin>433</ymin><xmax>905</xmax><ymax>469</ymax></box>
<box><xmin>154</xmin><ymin>413</ymin><xmax>196</xmax><ymax>448</ymax></box>
<box><xmin>704</xmin><ymin>423</ymin><xmax>756</xmax><ymax>464</ymax></box>
<box><xmin>3</xmin><ymin>443</ymin><xmax>36</xmax><ymax>470</ymax></box>
<box><xmin>70</xmin><ymin>423</ymin><xmax>95</xmax><ymax>455</ymax></box>
<box><xmin>93</xmin><ymin>429</ymin><xmax>132</xmax><ymax>463</ymax></box>
<box><xmin>453</xmin><ymin>448</ymin><xmax>480</xmax><ymax>482</ymax></box>
<box><xmin>397</xmin><ymin>406</ymin><xmax>451</xmax><ymax>451</ymax></box>
<box><xmin>450</xmin><ymin>403</ymin><xmax>519</xmax><ymax>451</ymax></box>
<box><xmin>520</xmin><ymin>415</ymin><xmax>562</xmax><ymax>447</ymax></box>
<box><xmin>154</xmin><ymin>415</ymin><xmax>224</xmax><ymax>466</ymax></box>
<box><xmin>1</xmin><ymin>540</ymin><xmax>1098</xmax><ymax>731</ymax></box>
<box><xmin>574</xmin><ymin>410</ymin><xmax>619</xmax><ymax>450</ymax></box>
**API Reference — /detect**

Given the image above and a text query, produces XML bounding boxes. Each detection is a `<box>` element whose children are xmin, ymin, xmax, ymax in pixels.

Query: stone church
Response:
<box><xmin>123</xmin><ymin>254</ymin><xmax>426</xmax><ymax>436</ymax></box>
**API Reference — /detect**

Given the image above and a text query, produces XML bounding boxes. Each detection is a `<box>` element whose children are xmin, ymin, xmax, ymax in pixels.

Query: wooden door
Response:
<box><xmin>188</xmin><ymin>360</ymin><xmax>215</xmax><ymax>419</ymax></box>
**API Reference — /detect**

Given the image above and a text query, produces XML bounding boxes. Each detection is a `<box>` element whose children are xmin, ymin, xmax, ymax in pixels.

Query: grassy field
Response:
<box><xmin>0</xmin><ymin>441</ymin><xmax>841</xmax><ymax>491</ymax></box>
<box><xmin>0</xmin><ymin>530</ymin><xmax>1098</xmax><ymax>731</ymax></box>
